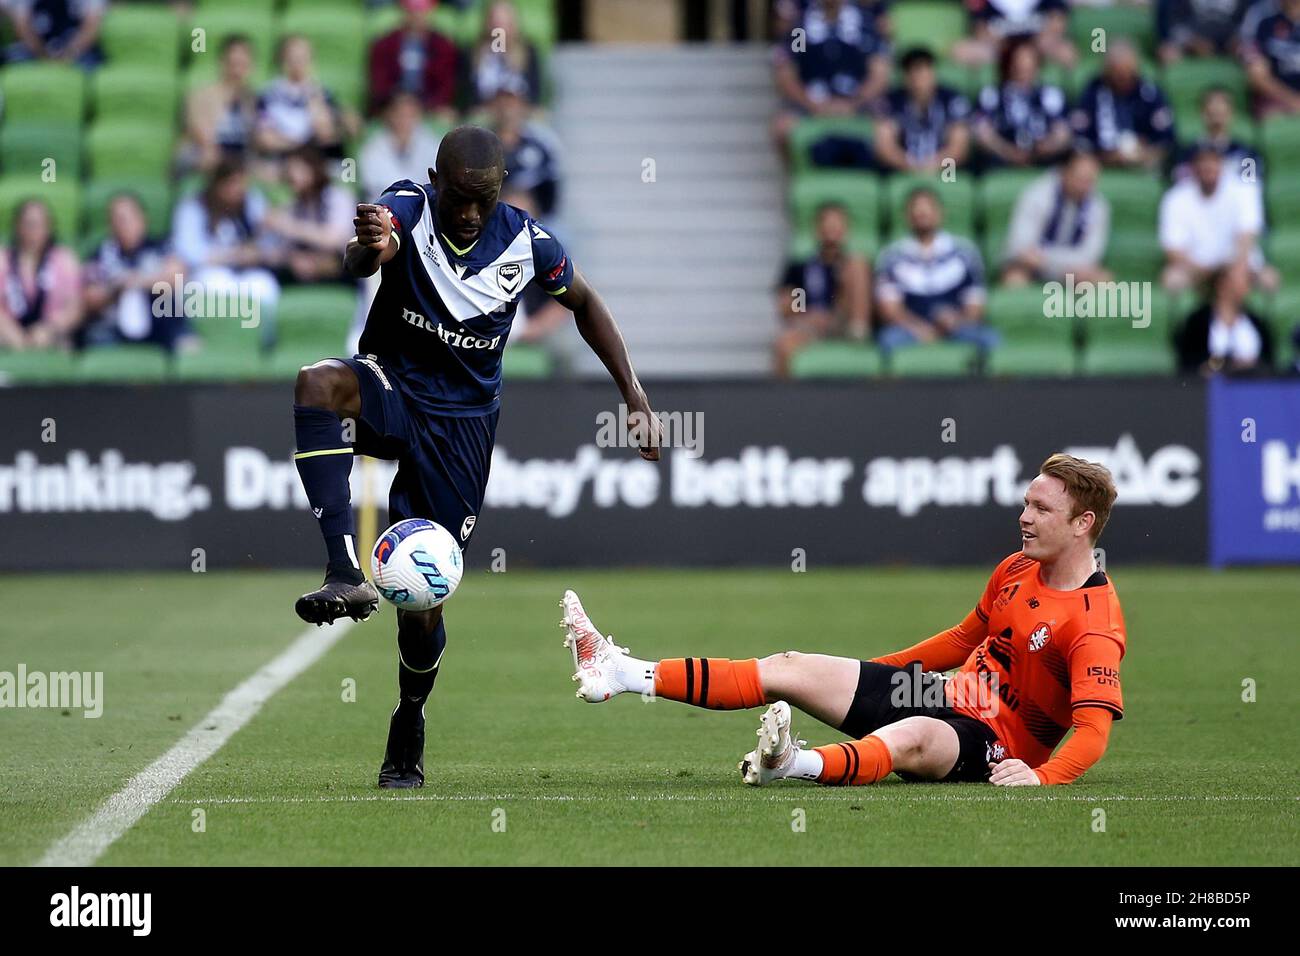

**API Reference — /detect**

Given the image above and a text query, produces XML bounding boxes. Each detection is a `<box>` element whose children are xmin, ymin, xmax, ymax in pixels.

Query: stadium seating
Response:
<box><xmin>1163</xmin><ymin>57</ymin><xmax>1249</xmax><ymax>129</ymax></box>
<box><xmin>502</xmin><ymin>342</ymin><xmax>556</xmax><ymax>379</ymax></box>
<box><xmin>883</xmin><ymin>173</ymin><xmax>975</xmax><ymax>241</ymax></box>
<box><xmin>788</xmin><ymin>171</ymin><xmax>880</xmax><ymax>257</ymax></box>
<box><xmin>99</xmin><ymin>4</ymin><xmax>183</xmax><ymax>70</ymax></box>
<box><xmin>87</xmin><ymin>120</ymin><xmax>176</xmax><ymax>180</ymax></box>
<box><xmin>93</xmin><ymin>66</ymin><xmax>182</xmax><ymax>126</ymax></box>
<box><xmin>788</xmin><ymin>116</ymin><xmax>874</xmax><ymax>174</ymax></box>
<box><xmin>1068</xmin><ymin>5</ymin><xmax>1156</xmax><ymax>56</ymax></box>
<box><xmin>0</xmin><ymin>349</ymin><xmax>78</xmax><ymax>385</ymax></box>
<box><xmin>0</xmin><ymin>62</ymin><xmax>85</xmax><ymax>124</ymax></box>
<box><xmin>889</xmin><ymin>2</ymin><xmax>966</xmax><ymax>57</ymax></box>
<box><xmin>81</xmin><ymin>179</ymin><xmax>175</xmax><ymax>251</ymax></box>
<box><xmin>788</xmin><ymin>341</ymin><xmax>884</xmax><ymax>378</ymax></box>
<box><xmin>979</xmin><ymin>168</ymin><xmax>1041</xmax><ymax>267</ymax></box>
<box><xmin>75</xmin><ymin>345</ymin><xmax>173</xmax><ymax>384</ymax></box>
<box><xmin>0</xmin><ymin>122</ymin><xmax>83</xmax><ymax>180</ymax></box>
<box><xmin>889</xmin><ymin>340</ymin><xmax>980</xmax><ymax>376</ymax></box>
<box><xmin>0</xmin><ymin>177</ymin><xmax>80</xmax><ymax>239</ymax></box>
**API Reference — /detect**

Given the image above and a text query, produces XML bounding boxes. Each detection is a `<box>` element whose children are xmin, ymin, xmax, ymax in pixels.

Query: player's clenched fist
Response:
<box><xmin>354</xmin><ymin>203</ymin><xmax>393</xmax><ymax>250</ymax></box>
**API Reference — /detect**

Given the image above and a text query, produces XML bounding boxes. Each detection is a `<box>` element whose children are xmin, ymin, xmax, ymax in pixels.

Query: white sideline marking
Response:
<box><xmin>36</xmin><ymin>620</ymin><xmax>355</xmax><ymax>867</ymax></box>
<box><xmin>165</xmin><ymin>793</ymin><xmax>1296</xmax><ymax>806</ymax></box>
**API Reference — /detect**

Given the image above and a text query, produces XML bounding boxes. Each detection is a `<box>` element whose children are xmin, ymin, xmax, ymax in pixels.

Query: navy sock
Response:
<box><xmin>293</xmin><ymin>403</ymin><xmax>357</xmax><ymax>570</ymax></box>
<box><xmin>397</xmin><ymin>618</ymin><xmax>447</xmax><ymax>708</ymax></box>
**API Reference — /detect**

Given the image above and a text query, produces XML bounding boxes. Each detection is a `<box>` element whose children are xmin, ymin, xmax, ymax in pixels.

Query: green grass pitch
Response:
<box><xmin>1</xmin><ymin>566</ymin><xmax>1296</xmax><ymax>866</ymax></box>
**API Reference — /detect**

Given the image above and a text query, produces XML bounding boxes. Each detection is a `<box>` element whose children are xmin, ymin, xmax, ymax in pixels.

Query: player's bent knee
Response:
<box><xmin>294</xmin><ymin>360</ymin><xmax>359</xmax><ymax>414</ymax></box>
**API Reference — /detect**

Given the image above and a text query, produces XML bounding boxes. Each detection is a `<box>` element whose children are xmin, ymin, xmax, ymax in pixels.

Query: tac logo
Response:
<box><xmin>1027</xmin><ymin>623</ymin><xmax>1052</xmax><ymax>653</ymax></box>
<box><xmin>496</xmin><ymin>262</ymin><xmax>523</xmax><ymax>294</ymax></box>
<box><xmin>460</xmin><ymin>515</ymin><xmax>477</xmax><ymax>540</ymax></box>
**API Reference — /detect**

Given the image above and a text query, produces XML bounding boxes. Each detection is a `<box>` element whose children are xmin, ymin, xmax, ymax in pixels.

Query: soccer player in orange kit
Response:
<box><xmin>562</xmin><ymin>453</ymin><xmax>1126</xmax><ymax>787</ymax></box>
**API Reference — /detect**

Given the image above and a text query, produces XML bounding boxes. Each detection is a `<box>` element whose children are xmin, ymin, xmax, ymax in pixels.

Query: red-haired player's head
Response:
<box><xmin>1019</xmin><ymin>454</ymin><xmax>1117</xmax><ymax>566</ymax></box>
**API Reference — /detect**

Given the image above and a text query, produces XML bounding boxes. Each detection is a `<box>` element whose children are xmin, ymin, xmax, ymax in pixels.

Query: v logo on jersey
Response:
<box><xmin>530</xmin><ymin>223</ymin><xmax>550</xmax><ymax>240</ymax></box>
<box><xmin>496</xmin><ymin>262</ymin><xmax>522</xmax><ymax>294</ymax></box>
<box><xmin>312</xmin><ymin>507</ymin><xmax>324</xmax><ymax>518</ymax></box>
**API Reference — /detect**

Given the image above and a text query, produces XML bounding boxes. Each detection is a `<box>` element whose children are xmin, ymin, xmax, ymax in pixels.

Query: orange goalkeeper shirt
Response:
<box><xmin>874</xmin><ymin>552</ymin><xmax>1126</xmax><ymax>774</ymax></box>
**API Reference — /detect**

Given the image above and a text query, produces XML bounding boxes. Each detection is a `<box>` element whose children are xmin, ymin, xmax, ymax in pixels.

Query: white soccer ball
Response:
<box><xmin>370</xmin><ymin>519</ymin><xmax>464</xmax><ymax>611</ymax></box>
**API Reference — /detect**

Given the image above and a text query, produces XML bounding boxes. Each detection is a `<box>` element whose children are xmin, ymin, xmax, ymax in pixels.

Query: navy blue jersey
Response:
<box><xmin>1071</xmin><ymin>77</ymin><xmax>1175</xmax><ymax>152</ymax></box>
<box><xmin>357</xmin><ymin>179</ymin><xmax>573</xmax><ymax>416</ymax></box>
<box><xmin>874</xmin><ymin>232</ymin><xmax>986</xmax><ymax>322</ymax></box>
<box><xmin>783</xmin><ymin>0</ymin><xmax>891</xmax><ymax>101</ymax></box>
<box><xmin>976</xmin><ymin>82</ymin><xmax>1068</xmax><ymax>151</ymax></box>
<box><xmin>881</xmin><ymin>85</ymin><xmax>972</xmax><ymax>164</ymax></box>
<box><xmin>1242</xmin><ymin>3</ymin><xmax>1300</xmax><ymax>92</ymax></box>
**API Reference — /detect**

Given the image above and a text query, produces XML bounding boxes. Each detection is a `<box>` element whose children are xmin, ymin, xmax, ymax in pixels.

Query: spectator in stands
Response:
<box><xmin>872</xmin><ymin>47</ymin><xmax>973</xmax><ymax>173</ymax></box>
<box><xmin>83</xmin><ymin>193</ymin><xmax>191</xmax><ymax>353</ymax></box>
<box><xmin>255</xmin><ymin>35</ymin><xmax>355</xmax><ymax>160</ymax></box>
<box><xmin>952</xmin><ymin>0</ymin><xmax>1076</xmax><ymax>70</ymax></box>
<box><xmin>170</xmin><ymin>159</ymin><xmax>280</xmax><ymax>329</ymax></box>
<box><xmin>771</xmin><ymin>0</ymin><xmax>892</xmax><ymax>159</ymax></box>
<box><xmin>1070</xmin><ymin>40</ymin><xmax>1176</xmax><ymax>170</ymax></box>
<box><xmin>1156</xmin><ymin>0</ymin><xmax>1248</xmax><ymax>64</ymax></box>
<box><xmin>1001</xmin><ymin>148</ymin><xmax>1111</xmax><ymax>285</ymax></box>
<box><xmin>1241</xmin><ymin>0</ymin><xmax>1300</xmax><ymax>116</ymax></box>
<box><xmin>1159</xmin><ymin>143</ymin><xmax>1278</xmax><ymax>293</ymax></box>
<box><xmin>1171</xmin><ymin>86</ymin><xmax>1260</xmax><ymax>183</ymax></box>
<box><xmin>367</xmin><ymin>0</ymin><xmax>458</xmax><ymax>120</ymax></box>
<box><xmin>1174</xmin><ymin>264</ymin><xmax>1274</xmax><ymax>374</ymax></box>
<box><xmin>360</xmin><ymin>92</ymin><xmax>445</xmax><ymax>200</ymax></box>
<box><xmin>2</xmin><ymin>0</ymin><xmax>103</xmax><ymax>69</ymax></box>
<box><xmin>773</xmin><ymin>202</ymin><xmax>870</xmax><ymax>377</ymax></box>
<box><xmin>464</xmin><ymin>1</ymin><xmax>543</xmax><ymax>110</ymax></box>
<box><xmin>491</xmin><ymin>88</ymin><xmax>562</xmax><ymax>217</ymax></box>
<box><xmin>973</xmin><ymin>37</ymin><xmax>1072</xmax><ymax>169</ymax></box>
<box><xmin>262</xmin><ymin>147</ymin><xmax>354</xmax><ymax>285</ymax></box>
<box><xmin>874</xmin><ymin>188</ymin><xmax>996</xmax><ymax>354</ymax></box>
<box><xmin>180</xmin><ymin>33</ymin><xmax>259</xmax><ymax>175</ymax></box>
<box><xmin>0</xmin><ymin>199</ymin><xmax>81</xmax><ymax>350</ymax></box>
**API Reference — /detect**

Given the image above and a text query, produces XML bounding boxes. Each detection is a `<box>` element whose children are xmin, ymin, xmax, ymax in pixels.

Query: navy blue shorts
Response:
<box><xmin>342</xmin><ymin>355</ymin><xmax>498</xmax><ymax>551</ymax></box>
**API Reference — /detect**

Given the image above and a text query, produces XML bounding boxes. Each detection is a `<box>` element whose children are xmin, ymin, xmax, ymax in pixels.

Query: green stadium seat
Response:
<box><xmin>502</xmin><ymin>342</ymin><xmax>555</xmax><ymax>379</ymax></box>
<box><xmin>1079</xmin><ymin>285</ymin><xmax>1173</xmax><ymax>346</ymax></box>
<box><xmin>316</xmin><ymin>63</ymin><xmax>366</xmax><ymax>115</ymax></box>
<box><xmin>0</xmin><ymin>122</ymin><xmax>83</xmax><ymax>180</ymax></box>
<box><xmin>1261</xmin><ymin>116</ymin><xmax>1300</xmax><ymax>173</ymax></box>
<box><xmin>93</xmin><ymin>65</ymin><xmax>181</xmax><ymax>125</ymax></box>
<box><xmin>75</xmin><ymin>345</ymin><xmax>172</xmax><ymax>384</ymax></box>
<box><xmin>364</xmin><ymin>4</ymin><xmax>404</xmax><ymax>40</ymax></box>
<box><xmin>1268</xmin><ymin>228</ymin><xmax>1300</xmax><ymax>274</ymax></box>
<box><xmin>1162</xmin><ymin>57</ymin><xmax>1249</xmax><ymax>121</ymax></box>
<box><xmin>788</xmin><ymin>341</ymin><xmax>884</xmax><ymax>378</ymax></box>
<box><xmin>788</xmin><ymin>116</ymin><xmax>873</xmax><ymax>174</ymax></box>
<box><xmin>986</xmin><ymin>286</ymin><xmax>1073</xmax><ymax>343</ymax></box>
<box><xmin>788</xmin><ymin>171</ymin><xmax>880</xmax><ymax>257</ymax></box>
<box><xmin>100</xmin><ymin>4</ymin><xmax>182</xmax><ymax>70</ymax></box>
<box><xmin>986</xmin><ymin>340</ymin><xmax>1077</xmax><ymax>376</ymax></box>
<box><xmin>195</xmin><ymin>0</ymin><xmax>278</xmax><ymax>10</ymax></box>
<box><xmin>87</xmin><ymin>121</ymin><xmax>176</xmax><ymax>179</ymax></box>
<box><xmin>185</xmin><ymin>8</ymin><xmax>277</xmax><ymax>80</ymax></box>
<box><xmin>1266</xmin><ymin>176</ymin><xmax>1300</xmax><ymax>226</ymax></box>
<box><xmin>1069</xmin><ymin>4</ymin><xmax>1157</xmax><ymax>57</ymax></box>
<box><xmin>516</xmin><ymin>0</ymin><xmax>558</xmax><ymax>53</ymax></box>
<box><xmin>890</xmin><ymin>2</ymin><xmax>966</xmax><ymax>56</ymax></box>
<box><xmin>884</xmin><ymin>172</ymin><xmax>975</xmax><ymax>240</ymax></box>
<box><xmin>268</xmin><ymin>286</ymin><xmax>356</xmax><ymax>373</ymax></box>
<box><xmin>0</xmin><ymin>349</ymin><xmax>78</xmax><ymax>385</ymax></box>
<box><xmin>888</xmin><ymin>340</ymin><xmax>980</xmax><ymax>376</ymax></box>
<box><xmin>433</xmin><ymin>0</ymin><xmax>485</xmax><ymax>47</ymax></box>
<box><xmin>172</xmin><ymin>339</ymin><xmax>266</xmax><ymax>382</ymax></box>
<box><xmin>1104</xmin><ymin>229</ymin><xmax>1163</xmax><ymax>283</ymax></box>
<box><xmin>0</xmin><ymin>62</ymin><xmax>85</xmax><ymax>124</ymax></box>
<box><xmin>1097</xmin><ymin>171</ymin><xmax>1159</xmax><ymax>234</ymax></box>
<box><xmin>1261</xmin><ymin>286</ymin><xmax>1300</xmax><ymax>355</ymax></box>
<box><xmin>81</xmin><ymin>179</ymin><xmax>175</xmax><ymax>250</ymax></box>
<box><xmin>0</xmin><ymin>177</ymin><xmax>80</xmax><ymax>240</ymax></box>
<box><xmin>1080</xmin><ymin>341</ymin><xmax>1176</xmax><ymax>376</ymax></box>
<box><xmin>979</xmin><ymin>168</ymin><xmax>1042</xmax><ymax>265</ymax></box>
<box><xmin>277</xmin><ymin>7</ymin><xmax>367</xmax><ymax>77</ymax></box>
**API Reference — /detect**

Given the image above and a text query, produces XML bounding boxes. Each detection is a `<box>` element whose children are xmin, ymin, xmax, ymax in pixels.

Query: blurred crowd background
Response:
<box><xmin>0</xmin><ymin>0</ymin><xmax>1296</xmax><ymax>384</ymax></box>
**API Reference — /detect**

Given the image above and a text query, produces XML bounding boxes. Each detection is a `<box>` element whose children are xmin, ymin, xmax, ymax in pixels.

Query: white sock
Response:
<box><xmin>616</xmin><ymin>653</ymin><xmax>656</xmax><ymax>695</ymax></box>
<box><xmin>790</xmin><ymin>747</ymin><xmax>823</xmax><ymax>782</ymax></box>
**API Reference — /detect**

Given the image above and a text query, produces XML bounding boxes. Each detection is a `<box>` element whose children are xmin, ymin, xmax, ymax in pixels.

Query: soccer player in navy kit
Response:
<box><xmin>291</xmin><ymin>126</ymin><xmax>659</xmax><ymax>788</ymax></box>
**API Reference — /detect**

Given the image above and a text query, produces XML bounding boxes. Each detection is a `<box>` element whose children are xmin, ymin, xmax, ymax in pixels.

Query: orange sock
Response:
<box><xmin>815</xmin><ymin>736</ymin><xmax>894</xmax><ymax>786</ymax></box>
<box><xmin>653</xmin><ymin>658</ymin><xmax>765</xmax><ymax>709</ymax></box>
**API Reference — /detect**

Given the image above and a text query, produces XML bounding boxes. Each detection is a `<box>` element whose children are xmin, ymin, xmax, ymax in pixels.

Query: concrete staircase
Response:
<box><xmin>547</xmin><ymin>44</ymin><xmax>785</xmax><ymax>377</ymax></box>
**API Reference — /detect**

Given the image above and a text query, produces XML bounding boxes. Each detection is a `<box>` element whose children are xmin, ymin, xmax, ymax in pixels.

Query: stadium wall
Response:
<box><xmin>1</xmin><ymin>379</ymin><xmax>1297</xmax><ymax>572</ymax></box>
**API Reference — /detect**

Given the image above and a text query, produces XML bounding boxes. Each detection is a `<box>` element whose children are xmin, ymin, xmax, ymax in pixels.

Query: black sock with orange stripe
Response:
<box><xmin>653</xmin><ymin>658</ymin><xmax>765</xmax><ymax>709</ymax></box>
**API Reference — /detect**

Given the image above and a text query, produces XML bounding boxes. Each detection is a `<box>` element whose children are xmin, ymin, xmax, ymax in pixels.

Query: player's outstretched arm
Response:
<box><xmin>344</xmin><ymin>204</ymin><xmax>399</xmax><ymax>278</ymax></box>
<box><xmin>557</xmin><ymin>269</ymin><xmax>661</xmax><ymax>461</ymax></box>
<box><xmin>991</xmin><ymin>706</ymin><xmax>1114</xmax><ymax>786</ymax></box>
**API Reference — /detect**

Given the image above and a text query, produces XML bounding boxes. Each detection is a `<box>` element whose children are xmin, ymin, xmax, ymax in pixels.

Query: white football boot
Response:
<box><xmin>739</xmin><ymin>701</ymin><xmax>806</xmax><ymax>786</ymax></box>
<box><xmin>561</xmin><ymin>589</ymin><xmax>634</xmax><ymax>703</ymax></box>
